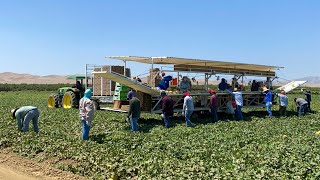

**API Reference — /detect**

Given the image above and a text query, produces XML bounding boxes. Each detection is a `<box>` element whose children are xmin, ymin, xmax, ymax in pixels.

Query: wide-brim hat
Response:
<box><xmin>262</xmin><ymin>87</ymin><xmax>269</xmax><ymax>92</ymax></box>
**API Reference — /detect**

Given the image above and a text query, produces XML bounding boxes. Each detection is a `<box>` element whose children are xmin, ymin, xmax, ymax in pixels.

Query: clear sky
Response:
<box><xmin>0</xmin><ymin>0</ymin><xmax>319</xmax><ymax>80</ymax></box>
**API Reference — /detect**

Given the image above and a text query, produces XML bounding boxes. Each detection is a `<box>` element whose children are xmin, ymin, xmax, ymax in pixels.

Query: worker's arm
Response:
<box><xmin>182</xmin><ymin>97</ymin><xmax>187</xmax><ymax>112</ymax></box>
<box><xmin>226</xmin><ymin>89</ymin><xmax>235</xmax><ymax>96</ymax></box>
<box><xmin>128</xmin><ymin>100</ymin><xmax>133</xmax><ymax>118</ymax></box>
<box><xmin>15</xmin><ymin>112</ymin><xmax>23</xmax><ymax>131</ymax></box>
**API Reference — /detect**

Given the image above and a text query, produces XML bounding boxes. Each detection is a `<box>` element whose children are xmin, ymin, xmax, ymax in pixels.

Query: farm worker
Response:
<box><xmin>157</xmin><ymin>75</ymin><xmax>173</xmax><ymax>90</ymax></box>
<box><xmin>179</xmin><ymin>76</ymin><xmax>191</xmax><ymax>92</ymax></box>
<box><xmin>301</xmin><ymin>89</ymin><xmax>312</xmax><ymax>112</ymax></box>
<box><xmin>218</xmin><ymin>78</ymin><xmax>229</xmax><ymax>91</ymax></box>
<box><xmin>128</xmin><ymin>96</ymin><xmax>141</xmax><ymax>131</ymax></box>
<box><xmin>209</xmin><ymin>89</ymin><xmax>219</xmax><ymax>123</ymax></box>
<box><xmin>182</xmin><ymin>91</ymin><xmax>194</xmax><ymax>127</ymax></box>
<box><xmin>231</xmin><ymin>78</ymin><xmax>239</xmax><ymax>89</ymax></box>
<box><xmin>127</xmin><ymin>89</ymin><xmax>136</xmax><ymax>100</ymax></box>
<box><xmin>251</xmin><ymin>80</ymin><xmax>260</xmax><ymax>91</ymax></box>
<box><xmin>11</xmin><ymin>106</ymin><xmax>40</xmax><ymax>133</ymax></box>
<box><xmin>161</xmin><ymin>91</ymin><xmax>174</xmax><ymax>128</ymax></box>
<box><xmin>79</xmin><ymin>89</ymin><xmax>94</xmax><ymax>140</ymax></box>
<box><xmin>263</xmin><ymin>87</ymin><xmax>273</xmax><ymax>118</ymax></box>
<box><xmin>226</xmin><ymin>88</ymin><xmax>243</xmax><ymax>120</ymax></box>
<box><xmin>294</xmin><ymin>98</ymin><xmax>308</xmax><ymax>117</ymax></box>
<box><xmin>275</xmin><ymin>91</ymin><xmax>288</xmax><ymax>116</ymax></box>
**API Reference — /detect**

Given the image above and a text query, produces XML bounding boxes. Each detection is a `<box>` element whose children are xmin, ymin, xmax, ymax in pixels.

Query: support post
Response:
<box><xmin>150</xmin><ymin>57</ymin><xmax>154</xmax><ymax>87</ymax></box>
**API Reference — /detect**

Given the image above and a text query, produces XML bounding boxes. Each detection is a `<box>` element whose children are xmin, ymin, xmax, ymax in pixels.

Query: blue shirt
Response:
<box><xmin>276</xmin><ymin>93</ymin><xmax>288</xmax><ymax>107</ymax></box>
<box><xmin>264</xmin><ymin>91</ymin><xmax>273</xmax><ymax>103</ymax></box>
<box><xmin>218</xmin><ymin>82</ymin><xmax>228</xmax><ymax>91</ymax></box>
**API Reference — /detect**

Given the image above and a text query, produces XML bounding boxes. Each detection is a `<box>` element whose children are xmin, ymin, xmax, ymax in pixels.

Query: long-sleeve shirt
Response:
<box><xmin>218</xmin><ymin>82</ymin><xmax>228</xmax><ymax>91</ymax></box>
<box><xmin>128</xmin><ymin>97</ymin><xmax>141</xmax><ymax>118</ymax></box>
<box><xmin>180</xmin><ymin>81</ymin><xmax>191</xmax><ymax>92</ymax></box>
<box><xmin>296</xmin><ymin>98</ymin><xmax>308</xmax><ymax>107</ymax></box>
<box><xmin>226</xmin><ymin>89</ymin><xmax>243</xmax><ymax>106</ymax></box>
<box><xmin>183</xmin><ymin>96</ymin><xmax>194</xmax><ymax>111</ymax></box>
<box><xmin>210</xmin><ymin>94</ymin><xmax>219</xmax><ymax>108</ymax></box>
<box><xmin>276</xmin><ymin>93</ymin><xmax>288</xmax><ymax>107</ymax></box>
<box><xmin>15</xmin><ymin>106</ymin><xmax>37</xmax><ymax>130</ymax></box>
<box><xmin>264</xmin><ymin>91</ymin><xmax>273</xmax><ymax>103</ymax></box>
<box><xmin>162</xmin><ymin>95</ymin><xmax>174</xmax><ymax>116</ymax></box>
<box><xmin>304</xmin><ymin>92</ymin><xmax>311</xmax><ymax>102</ymax></box>
<box><xmin>79</xmin><ymin>98</ymin><xmax>94</xmax><ymax>126</ymax></box>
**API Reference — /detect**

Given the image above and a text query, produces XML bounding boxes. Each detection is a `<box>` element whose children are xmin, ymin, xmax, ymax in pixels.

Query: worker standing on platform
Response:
<box><xmin>218</xmin><ymin>78</ymin><xmax>228</xmax><ymax>91</ymax></box>
<box><xmin>179</xmin><ymin>76</ymin><xmax>191</xmax><ymax>92</ymax></box>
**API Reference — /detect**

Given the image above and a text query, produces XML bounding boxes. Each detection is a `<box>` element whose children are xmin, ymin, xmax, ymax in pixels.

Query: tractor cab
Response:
<box><xmin>48</xmin><ymin>75</ymin><xmax>88</xmax><ymax>109</ymax></box>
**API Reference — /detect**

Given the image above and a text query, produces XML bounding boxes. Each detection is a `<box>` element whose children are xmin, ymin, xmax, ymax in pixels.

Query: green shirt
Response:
<box><xmin>128</xmin><ymin>97</ymin><xmax>141</xmax><ymax>118</ymax></box>
<box><xmin>15</xmin><ymin>106</ymin><xmax>37</xmax><ymax>130</ymax></box>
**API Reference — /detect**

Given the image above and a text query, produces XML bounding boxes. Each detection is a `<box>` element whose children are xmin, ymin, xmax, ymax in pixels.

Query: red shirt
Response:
<box><xmin>162</xmin><ymin>95</ymin><xmax>174</xmax><ymax>116</ymax></box>
<box><xmin>210</xmin><ymin>94</ymin><xmax>218</xmax><ymax>108</ymax></box>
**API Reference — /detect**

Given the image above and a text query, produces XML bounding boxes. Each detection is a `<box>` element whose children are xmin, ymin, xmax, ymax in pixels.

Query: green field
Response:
<box><xmin>0</xmin><ymin>91</ymin><xmax>320</xmax><ymax>179</ymax></box>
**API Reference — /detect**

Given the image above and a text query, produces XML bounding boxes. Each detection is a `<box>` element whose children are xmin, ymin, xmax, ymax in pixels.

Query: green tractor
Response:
<box><xmin>48</xmin><ymin>76</ymin><xmax>86</xmax><ymax>109</ymax></box>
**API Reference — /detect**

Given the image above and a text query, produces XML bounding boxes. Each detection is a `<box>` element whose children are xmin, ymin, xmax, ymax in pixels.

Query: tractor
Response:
<box><xmin>48</xmin><ymin>76</ymin><xmax>86</xmax><ymax>109</ymax></box>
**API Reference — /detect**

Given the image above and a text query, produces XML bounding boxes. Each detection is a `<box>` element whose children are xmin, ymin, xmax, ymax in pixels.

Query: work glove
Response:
<box><xmin>161</xmin><ymin>113</ymin><xmax>165</xmax><ymax>119</ymax></box>
<box><xmin>182</xmin><ymin>111</ymin><xmax>185</xmax><ymax>117</ymax></box>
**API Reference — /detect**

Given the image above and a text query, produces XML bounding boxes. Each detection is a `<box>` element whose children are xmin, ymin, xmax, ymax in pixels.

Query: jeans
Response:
<box><xmin>22</xmin><ymin>109</ymin><xmax>39</xmax><ymax>133</ymax></box>
<box><xmin>185</xmin><ymin>110</ymin><xmax>194</xmax><ymax>127</ymax></box>
<box><xmin>266</xmin><ymin>102</ymin><xmax>272</xmax><ymax>117</ymax></box>
<box><xmin>81</xmin><ymin>120</ymin><xmax>90</xmax><ymax>140</ymax></box>
<box><xmin>211</xmin><ymin>107</ymin><xmax>219</xmax><ymax>122</ymax></box>
<box><xmin>298</xmin><ymin>104</ymin><xmax>308</xmax><ymax>117</ymax></box>
<box><xmin>235</xmin><ymin>105</ymin><xmax>243</xmax><ymax>120</ymax></box>
<box><xmin>307</xmin><ymin>100</ymin><xmax>311</xmax><ymax>112</ymax></box>
<box><xmin>130</xmin><ymin>117</ymin><xmax>138</xmax><ymax>131</ymax></box>
<box><xmin>163</xmin><ymin>114</ymin><xmax>171</xmax><ymax>128</ymax></box>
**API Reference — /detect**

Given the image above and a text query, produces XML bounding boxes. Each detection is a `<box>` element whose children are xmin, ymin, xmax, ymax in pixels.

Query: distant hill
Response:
<box><xmin>295</xmin><ymin>76</ymin><xmax>320</xmax><ymax>85</ymax></box>
<box><xmin>1</xmin><ymin>72</ymin><xmax>320</xmax><ymax>87</ymax></box>
<box><xmin>0</xmin><ymin>72</ymin><xmax>74</xmax><ymax>84</ymax></box>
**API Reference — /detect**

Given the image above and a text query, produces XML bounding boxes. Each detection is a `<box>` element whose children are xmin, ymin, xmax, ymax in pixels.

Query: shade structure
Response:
<box><xmin>107</xmin><ymin>56</ymin><xmax>283</xmax><ymax>77</ymax></box>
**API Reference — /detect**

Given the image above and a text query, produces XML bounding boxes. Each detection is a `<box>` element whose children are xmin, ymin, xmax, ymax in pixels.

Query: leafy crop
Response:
<box><xmin>0</xmin><ymin>91</ymin><xmax>320</xmax><ymax>179</ymax></box>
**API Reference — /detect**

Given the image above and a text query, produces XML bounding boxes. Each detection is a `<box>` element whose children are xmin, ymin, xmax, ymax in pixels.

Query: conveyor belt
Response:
<box><xmin>93</xmin><ymin>71</ymin><xmax>160</xmax><ymax>96</ymax></box>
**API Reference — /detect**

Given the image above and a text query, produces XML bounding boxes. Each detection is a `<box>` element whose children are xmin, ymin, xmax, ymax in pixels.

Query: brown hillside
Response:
<box><xmin>0</xmin><ymin>72</ymin><xmax>74</xmax><ymax>84</ymax></box>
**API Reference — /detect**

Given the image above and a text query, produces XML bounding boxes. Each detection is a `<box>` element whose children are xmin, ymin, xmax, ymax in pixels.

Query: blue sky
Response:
<box><xmin>0</xmin><ymin>0</ymin><xmax>319</xmax><ymax>80</ymax></box>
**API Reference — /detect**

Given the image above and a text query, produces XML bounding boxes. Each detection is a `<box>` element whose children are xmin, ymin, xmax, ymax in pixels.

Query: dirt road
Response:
<box><xmin>0</xmin><ymin>150</ymin><xmax>87</xmax><ymax>180</ymax></box>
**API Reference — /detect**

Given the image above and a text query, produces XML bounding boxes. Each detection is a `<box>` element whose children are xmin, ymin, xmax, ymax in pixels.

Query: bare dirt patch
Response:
<box><xmin>0</xmin><ymin>150</ymin><xmax>87</xmax><ymax>180</ymax></box>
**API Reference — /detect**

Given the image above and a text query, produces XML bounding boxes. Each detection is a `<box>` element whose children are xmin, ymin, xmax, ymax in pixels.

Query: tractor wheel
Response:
<box><xmin>48</xmin><ymin>94</ymin><xmax>60</xmax><ymax>108</ymax></box>
<box><xmin>93</xmin><ymin>100</ymin><xmax>100</xmax><ymax>111</ymax></box>
<box><xmin>62</xmin><ymin>91</ymin><xmax>78</xmax><ymax>109</ymax></box>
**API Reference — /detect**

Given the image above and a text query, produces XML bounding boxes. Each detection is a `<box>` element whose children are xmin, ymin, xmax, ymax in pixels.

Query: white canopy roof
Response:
<box><xmin>107</xmin><ymin>56</ymin><xmax>283</xmax><ymax>77</ymax></box>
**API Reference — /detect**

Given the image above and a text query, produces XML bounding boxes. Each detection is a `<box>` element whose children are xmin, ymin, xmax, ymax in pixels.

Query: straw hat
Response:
<box><xmin>262</xmin><ymin>87</ymin><xmax>269</xmax><ymax>92</ymax></box>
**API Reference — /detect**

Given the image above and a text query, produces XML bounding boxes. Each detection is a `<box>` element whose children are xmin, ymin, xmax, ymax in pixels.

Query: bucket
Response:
<box><xmin>171</xmin><ymin>78</ymin><xmax>178</xmax><ymax>86</ymax></box>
